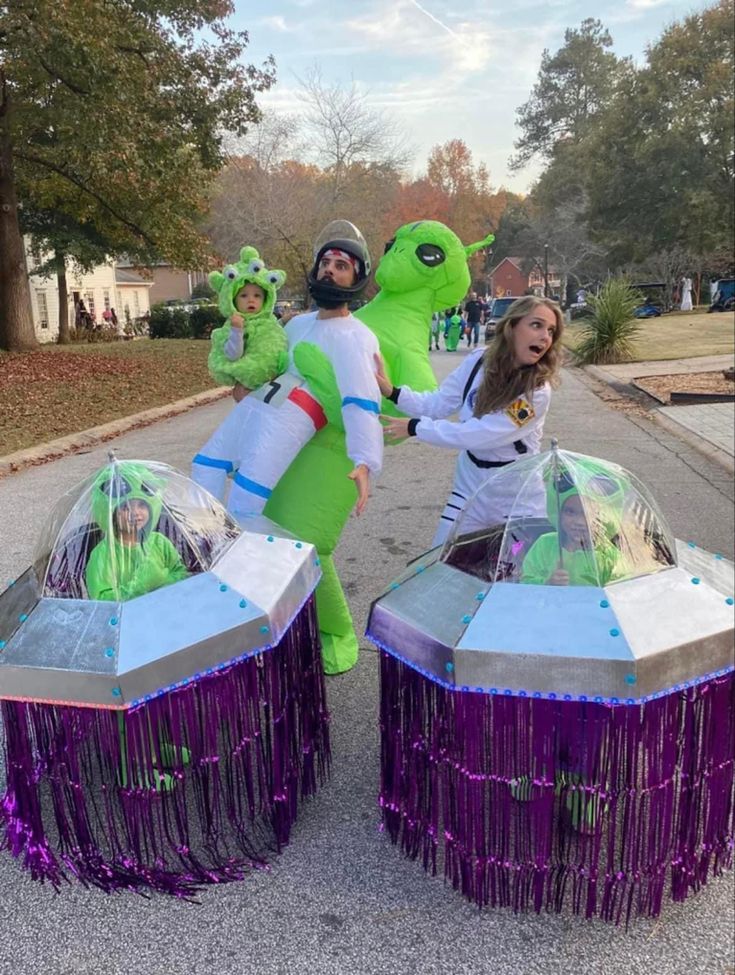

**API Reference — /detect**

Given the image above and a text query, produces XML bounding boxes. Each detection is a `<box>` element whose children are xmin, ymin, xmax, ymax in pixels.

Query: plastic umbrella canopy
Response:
<box><xmin>34</xmin><ymin>456</ymin><xmax>240</xmax><ymax>601</ymax></box>
<box><xmin>440</xmin><ymin>446</ymin><xmax>677</xmax><ymax>587</ymax></box>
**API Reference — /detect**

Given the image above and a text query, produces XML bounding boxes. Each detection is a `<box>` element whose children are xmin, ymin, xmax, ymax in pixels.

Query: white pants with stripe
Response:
<box><xmin>431</xmin><ymin>452</ymin><xmax>545</xmax><ymax>547</ymax></box>
<box><xmin>192</xmin><ymin>379</ymin><xmax>318</xmax><ymax>516</ymax></box>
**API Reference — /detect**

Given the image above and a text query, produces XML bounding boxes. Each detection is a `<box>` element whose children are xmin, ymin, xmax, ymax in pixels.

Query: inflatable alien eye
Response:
<box><xmin>416</xmin><ymin>244</ymin><xmax>445</xmax><ymax>267</ymax></box>
<box><xmin>223</xmin><ymin>266</ymin><xmax>238</xmax><ymax>282</ymax></box>
<box><xmin>383</xmin><ymin>239</ymin><xmax>395</xmax><ymax>254</ymax></box>
<box><xmin>247</xmin><ymin>260</ymin><xmax>264</xmax><ymax>275</ymax></box>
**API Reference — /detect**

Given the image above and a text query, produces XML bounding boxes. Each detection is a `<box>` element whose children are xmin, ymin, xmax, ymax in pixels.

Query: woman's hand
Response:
<box><xmin>374</xmin><ymin>353</ymin><xmax>393</xmax><ymax>398</ymax></box>
<box><xmin>380</xmin><ymin>415</ymin><xmax>411</xmax><ymax>440</ymax></box>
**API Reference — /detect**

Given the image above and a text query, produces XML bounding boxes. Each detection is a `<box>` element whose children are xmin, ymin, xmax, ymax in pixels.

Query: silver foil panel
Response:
<box><xmin>675</xmin><ymin>539</ymin><xmax>735</xmax><ymax>597</ymax></box>
<box><xmin>0</xmin><ymin>568</ymin><xmax>41</xmax><ymax>651</ymax></box>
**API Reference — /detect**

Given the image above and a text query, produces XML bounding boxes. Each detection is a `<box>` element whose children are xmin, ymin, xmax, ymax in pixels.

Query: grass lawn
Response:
<box><xmin>563</xmin><ymin>309</ymin><xmax>735</xmax><ymax>361</ymax></box>
<box><xmin>0</xmin><ymin>338</ymin><xmax>217</xmax><ymax>457</ymax></box>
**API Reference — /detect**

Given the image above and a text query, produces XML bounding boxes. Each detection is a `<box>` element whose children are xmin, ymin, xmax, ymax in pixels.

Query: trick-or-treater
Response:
<box><xmin>378</xmin><ymin>296</ymin><xmax>564</xmax><ymax>546</ymax></box>
<box><xmin>86</xmin><ymin>462</ymin><xmax>189</xmax><ymax>602</ymax></box>
<box><xmin>192</xmin><ymin>225</ymin><xmax>383</xmax><ymax>518</ymax></box>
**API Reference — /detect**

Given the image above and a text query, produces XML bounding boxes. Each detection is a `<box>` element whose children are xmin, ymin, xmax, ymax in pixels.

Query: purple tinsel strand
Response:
<box><xmin>0</xmin><ymin>598</ymin><xmax>330</xmax><ymax>896</ymax></box>
<box><xmin>378</xmin><ymin>651</ymin><xmax>734</xmax><ymax>924</ymax></box>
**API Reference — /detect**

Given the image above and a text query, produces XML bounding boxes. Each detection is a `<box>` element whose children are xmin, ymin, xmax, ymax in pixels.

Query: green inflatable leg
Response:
<box><xmin>315</xmin><ymin>555</ymin><xmax>359</xmax><ymax>675</ymax></box>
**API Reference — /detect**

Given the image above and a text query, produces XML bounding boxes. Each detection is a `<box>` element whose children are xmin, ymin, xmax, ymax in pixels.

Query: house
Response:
<box><xmin>25</xmin><ymin>241</ymin><xmax>153</xmax><ymax>343</ymax></box>
<box><xmin>487</xmin><ymin>256</ymin><xmax>561</xmax><ymax>299</ymax></box>
<box><xmin>115</xmin><ymin>259</ymin><xmax>209</xmax><ymax>305</ymax></box>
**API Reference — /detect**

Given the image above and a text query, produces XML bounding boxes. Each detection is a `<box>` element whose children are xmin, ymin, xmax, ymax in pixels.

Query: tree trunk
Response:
<box><xmin>0</xmin><ymin>91</ymin><xmax>38</xmax><ymax>352</ymax></box>
<box><xmin>55</xmin><ymin>251</ymin><xmax>71</xmax><ymax>344</ymax></box>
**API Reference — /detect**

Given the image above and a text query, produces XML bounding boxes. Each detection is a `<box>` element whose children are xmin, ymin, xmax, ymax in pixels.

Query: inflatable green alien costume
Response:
<box><xmin>264</xmin><ymin>221</ymin><xmax>494</xmax><ymax>673</ymax></box>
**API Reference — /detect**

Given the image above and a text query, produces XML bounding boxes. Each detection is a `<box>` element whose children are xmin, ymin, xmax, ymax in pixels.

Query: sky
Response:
<box><xmin>233</xmin><ymin>0</ymin><xmax>713</xmax><ymax>194</ymax></box>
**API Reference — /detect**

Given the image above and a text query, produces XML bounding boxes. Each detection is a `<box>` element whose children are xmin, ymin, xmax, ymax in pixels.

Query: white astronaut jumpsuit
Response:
<box><xmin>394</xmin><ymin>348</ymin><xmax>551</xmax><ymax>546</ymax></box>
<box><xmin>192</xmin><ymin>310</ymin><xmax>383</xmax><ymax>515</ymax></box>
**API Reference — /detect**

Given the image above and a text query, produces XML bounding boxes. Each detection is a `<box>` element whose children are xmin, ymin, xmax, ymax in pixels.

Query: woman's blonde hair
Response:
<box><xmin>473</xmin><ymin>296</ymin><xmax>564</xmax><ymax>417</ymax></box>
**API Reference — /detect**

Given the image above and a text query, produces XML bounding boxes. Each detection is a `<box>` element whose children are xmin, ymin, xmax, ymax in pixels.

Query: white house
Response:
<box><xmin>25</xmin><ymin>241</ymin><xmax>153</xmax><ymax>343</ymax></box>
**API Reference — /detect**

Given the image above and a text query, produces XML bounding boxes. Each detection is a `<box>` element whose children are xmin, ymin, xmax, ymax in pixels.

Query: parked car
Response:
<box><xmin>484</xmin><ymin>296</ymin><xmax>518</xmax><ymax>340</ymax></box>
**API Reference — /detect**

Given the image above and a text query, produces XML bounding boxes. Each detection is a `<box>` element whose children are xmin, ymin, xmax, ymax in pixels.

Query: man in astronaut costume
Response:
<box><xmin>193</xmin><ymin>227</ymin><xmax>383</xmax><ymax>518</ymax></box>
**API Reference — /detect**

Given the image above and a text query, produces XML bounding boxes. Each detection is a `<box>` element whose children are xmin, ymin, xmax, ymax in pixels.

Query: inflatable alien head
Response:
<box><xmin>209</xmin><ymin>246</ymin><xmax>286</xmax><ymax>320</ymax></box>
<box><xmin>377</xmin><ymin>221</ymin><xmax>494</xmax><ymax>313</ymax></box>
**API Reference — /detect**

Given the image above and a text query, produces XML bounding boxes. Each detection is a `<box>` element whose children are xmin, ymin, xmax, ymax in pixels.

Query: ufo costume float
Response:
<box><xmin>368</xmin><ymin>445</ymin><xmax>734</xmax><ymax>923</ymax></box>
<box><xmin>264</xmin><ymin>222</ymin><xmax>495</xmax><ymax>674</ymax></box>
<box><xmin>0</xmin><ymin>457</ymin><xmax>329</xmax><ymax>894</ymax></box>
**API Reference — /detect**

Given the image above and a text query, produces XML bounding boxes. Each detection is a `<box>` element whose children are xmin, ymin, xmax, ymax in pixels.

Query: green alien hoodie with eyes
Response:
<box><xmin>207</xmin><ymin>246</ymin><xmax>288</xmax><ymax>390</ymax></box>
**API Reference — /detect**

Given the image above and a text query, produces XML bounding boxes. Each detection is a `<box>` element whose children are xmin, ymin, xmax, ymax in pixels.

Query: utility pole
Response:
<box><xmin>544</xmin><ymin>244</ymin><xmax>549</xmax><ymax>298</ymax></box>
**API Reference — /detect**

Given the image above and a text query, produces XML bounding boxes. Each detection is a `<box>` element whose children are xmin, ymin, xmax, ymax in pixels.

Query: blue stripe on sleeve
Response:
<box><xmin>233</xmin><ymin>473</ymin><xmax>272</xmax><ymax>500</ymax></box>
<box><xmin>192</xmin><ymin>454</ymin><xmax>234</xmax><ymax>473</ymax></box>
<box><xmin>341</xmin><ymin>397</ymin><xmax>380</xmax><ymax>414</ymax></box>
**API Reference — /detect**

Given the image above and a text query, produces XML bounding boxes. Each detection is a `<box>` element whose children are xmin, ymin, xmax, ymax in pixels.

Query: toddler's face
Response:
<box><xmin>235</xmin><ymin>284</ymin><xmax>265</xmax><ymax>315</ymax></box>
<box><xmin>115</xmin><ymin>499</ymin><xmax>151</xmax><ymax>536</ymax></box>
<box><xmin>560</xmin><ymin>494</ymin><xmax>591</xmax><ymax>547</ymax></box>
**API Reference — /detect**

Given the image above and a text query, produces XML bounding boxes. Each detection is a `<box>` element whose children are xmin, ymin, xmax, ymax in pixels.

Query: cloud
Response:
<box><xmin>259</xmin><ymin>14</ymin><xmax>291</xmax><ymax>31</ymax></box>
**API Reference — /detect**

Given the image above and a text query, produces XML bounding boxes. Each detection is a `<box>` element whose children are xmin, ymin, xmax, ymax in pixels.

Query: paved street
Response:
<box><xmin>0</xmin><ymin>348</ymin><xmax>733</xmax><ymax>975</ymax></box>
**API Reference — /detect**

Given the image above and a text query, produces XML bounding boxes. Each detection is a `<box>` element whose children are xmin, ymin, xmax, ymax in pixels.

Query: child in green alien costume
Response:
<box><xmin>444</xmin><ymin>308</ymin><xmax>464</xmax><ymax>351</ymax></box>
<box><xmin>521</xmin><ymin>459</ymin><xmax>628</xmax><ymax>588</ymax></box>
<box><xmin>264</xmin><ymin>221</ymin><xmax>494</xmax><ymax>674</ymax></box>
<box><xmin>85</xmin><ymin>461</ymin><xmax>190</xmax><ymax>791</ymax></box>
<box><xmin>86</xmin><ymin>462</ymin><xmax>189</xmax><ymax>601</ymax></box>
<box><xmin>192</xmin><ymin>247</ymin><xmax>289</xmax><ymax>500</ymax></box>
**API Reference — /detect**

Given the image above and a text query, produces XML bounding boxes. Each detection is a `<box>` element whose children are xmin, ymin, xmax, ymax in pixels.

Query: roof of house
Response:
<box><xmin>115</xmin><ymin>269</ymin><xmax>153</xmax><ymax>286</ymax></box>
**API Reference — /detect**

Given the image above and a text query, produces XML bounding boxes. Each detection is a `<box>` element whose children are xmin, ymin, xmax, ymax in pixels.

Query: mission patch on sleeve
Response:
<box><xmin>505</xmin><ymin>398</ymin><xmax>535</xmax><ymax>426</ymax></box>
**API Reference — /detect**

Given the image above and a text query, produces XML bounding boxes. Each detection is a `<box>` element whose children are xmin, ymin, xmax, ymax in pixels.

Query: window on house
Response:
<box><xmin>36</xmin><ymin>291</ymin><xmax>49</xmax><ymax>329</ymax></box>
<box><xmin>132</xmin><ymin>291</ymin><xmax>140</xmax><ymax>317</ymax></box>
<box><xmin>103</xmin><ymin>289</ymin><xmax>111</xmax><ymax>311</ymax></box>
<box><xmin>85</xmin><ymin>291</ymin><xmax>96</xmax><ymax>321</ymax></box>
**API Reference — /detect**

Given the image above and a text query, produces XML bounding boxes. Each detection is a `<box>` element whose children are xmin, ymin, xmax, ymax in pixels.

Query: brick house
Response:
<box><xmin>488</xmin><ymin>256</ymin><xmax>561</xmax><ymax>299</ymax></box>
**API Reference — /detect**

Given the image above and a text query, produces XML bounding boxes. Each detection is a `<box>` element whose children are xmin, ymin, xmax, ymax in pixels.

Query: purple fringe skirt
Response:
<box><xmin>379</xmin><ymin>651</ymin><xmax>734</xmax><ymax>924</ymax></box>
<box><xmin>1</xmin><ymin>598</ymin><xmax>330</xmax><ymax>896</ymax></box>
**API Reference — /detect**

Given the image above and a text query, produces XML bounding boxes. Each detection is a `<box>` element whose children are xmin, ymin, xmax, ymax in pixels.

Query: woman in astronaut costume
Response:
<box><xmin>193</xmin><ymin>226</ymin><xmax>383</xmax><ymax>518</ymax></box>
<box><xmin>379</xmin><ymin>296</ymin><xmax>565</xmax><ymax>546</ymax></box>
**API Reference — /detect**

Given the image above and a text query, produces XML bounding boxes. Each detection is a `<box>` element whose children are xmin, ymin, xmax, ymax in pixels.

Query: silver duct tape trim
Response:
<box><xmin>370</xmin><ymin>561</ymin><xmax>488</xmax><ymax>649</ymax></box>
<box><xmin>0</xmin><ymin>568</ymin><xmax>41</xmax><ymax>650</ymax></box>
<box><xmin>675</xmin><ymin>539</ymin><xmax>735</xmax><ymax>597</ymax></box>
<box><xmin>453</xmin><ymin>649</ymin><xmax>632</xmax><ymax>699</ymax></box>
<box><xmin>367</xmin><ymin>605</ymin><xmax>454</xmax><ymax>684</ymax></box>
<box><xmin>0</xmin><ymin>597</ymin><xmax>121</xmax><ymax>673</ymax></box>
<box><xmin>0</xmin><ymin>666</ymin><xmax>125</xmax><ymax>709</ymax></box>
<box><xmin>212</xmin><ymin>531</ymin><xmax>320</xmax><ymax>627</ymax></box>
<box><xmin>606</xmin><ymin>567</ymin><xmax>733</xmax><ymax>657</ymax></box>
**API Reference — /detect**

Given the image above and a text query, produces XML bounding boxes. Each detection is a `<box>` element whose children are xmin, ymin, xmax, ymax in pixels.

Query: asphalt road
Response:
<box><xmin>0</xmin><ymin>348</ymin><xmax>733</xmax><ymax>975</ymax></box>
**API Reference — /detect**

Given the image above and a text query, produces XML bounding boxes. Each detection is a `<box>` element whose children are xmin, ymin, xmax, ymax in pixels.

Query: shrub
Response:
<box><xmin>149</xmin><ymin>306</ymin><xmax>192</xmax><ymax>339</ymax></box>
<box><xmin>190</xmin><ymin>304</ymin><xmax>222</xmax><ymax>339</ymax></box>
<box><xmin>190</xmin><ymin>280</ymin><xmax>216</xmax><ymax>300</ymax></box>
<box><xmin>573</xmin><ymin>279</ymin><xmax>642</xmax><ymax>365</ymax></box>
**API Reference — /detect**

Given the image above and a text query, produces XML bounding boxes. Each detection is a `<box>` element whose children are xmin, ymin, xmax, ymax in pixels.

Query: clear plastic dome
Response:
<box><xmin>441</xmin><ymin>446</ymin><xmax>676</xmax><ymax>587</ymax></box>
<box><xmin>35</xmin><ymin>456</ymin><xmax>240</xmax><ymax>601</ymax></box>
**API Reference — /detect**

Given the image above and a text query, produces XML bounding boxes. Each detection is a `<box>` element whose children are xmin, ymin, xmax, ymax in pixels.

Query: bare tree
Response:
<box><xmin>297</xmin><ymin>66</ymin><xmax>412</xmax><ymax>204</ymax></box>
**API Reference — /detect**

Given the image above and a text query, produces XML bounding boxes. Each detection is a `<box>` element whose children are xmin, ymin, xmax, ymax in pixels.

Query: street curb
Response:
<box><xmin>582</xmin><ymin>364</ymin><xmax>734</xmax><ymax>474</ymax></box>
<box><xmin>0</xmin><ymin>387</ymin><xmax>230</xmax><ymax>479</ymax></box>
<box><xmin>651</xmin><ymin>409</ymin><xmax>735</xmax><ymax>475</ymax></box>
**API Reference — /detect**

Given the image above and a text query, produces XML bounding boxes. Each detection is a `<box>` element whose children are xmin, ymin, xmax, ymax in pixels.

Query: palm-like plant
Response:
<box><xmin>574</xmin><ymin>279</ymin><xmax>642</xmax><ymax>364</ymax></box>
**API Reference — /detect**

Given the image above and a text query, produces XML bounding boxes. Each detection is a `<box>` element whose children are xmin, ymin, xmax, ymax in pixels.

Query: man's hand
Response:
<box><xmin>380</xmin><ymin>414</ymin><xmax>411</xmax><ymax>440</ymax></box>
<box><xmin>347</xmin><ymin>464</ymin><xmax>370</xmax><ymax>516</ymax></box>
<box><xmin>232</xmin><ymin>383</ymin><xmax>251</xmax><ymax>403</ymax></box>
<box><xmin>374</xmin><ymin>353</ymin><xmax>393</xmax><ymax>398</ymax></box>
<box><xmin>231</xmin><ymin>313</ymin><xmax>244</xmax><ymax>329</ymax></box>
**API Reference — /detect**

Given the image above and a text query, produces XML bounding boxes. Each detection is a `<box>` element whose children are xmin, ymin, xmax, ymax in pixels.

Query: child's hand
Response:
<box><xmin>348</xmin><ymin>464</ymin><xmax>370</xmax><ymax>516</ymax></box>
<box><xmin>232</xmin><ymin>383</ymin><xmax>251</xmax><ymax>403</ymax></box>
<box><xmin>231</xmin><ymin>313</ymin><xmax>244</xmax><ymax>329</ymax></box>
<box><xmin>549</xmin><ymin>568</ymin><xmax>569</xmax><ymax>586</ymax></box>
<box><xmin>374</xmin><ymin>353</ymin><xmax>393</xmax><ymax>398</ymax></box>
